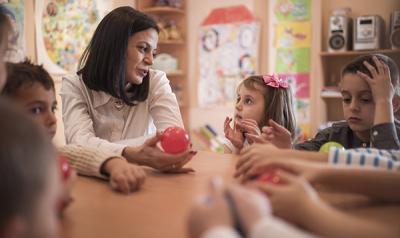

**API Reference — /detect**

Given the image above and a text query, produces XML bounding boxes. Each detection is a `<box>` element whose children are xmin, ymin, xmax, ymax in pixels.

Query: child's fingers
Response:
<box><xmin>357</xmin><ymin>70</ymin><xmax>372</xmax><ymax>82</ymax></box>
<box><xmin>383</xmin><ymin>62</ymin><xmax>391</xmax><ymax>77</ymax></box>
<box><xmin>372</xmin><ymin>56</ymin><xmax>384</xmax><ymax>75</ymax></box>
<box><xmin>363</xmin><ymin>60</ymin><xmax>378</xmax><ymax>77</ymax></box>
<box><xmin>268</xmin><ymin>119</ymin><xmax>288</xmax><ymax>134</ymax></box>
<box><xmin>246</xmin><ymin>181</ymin><xmax>276</xmax><ymax>196</ymax></box>
<box><xmin>274</xmin><ymin>170</ymin><xmax>298</xmax><ymax>184</ymax></box>
<box><xmin>262</xmin><ymin>126</ymin><xmax>273</xmax><ymax>135</ymax></box>
<box><xmin>246</xmin><ymin>133</ymin><xmax>265</xmax><ymax>143</ymax></box>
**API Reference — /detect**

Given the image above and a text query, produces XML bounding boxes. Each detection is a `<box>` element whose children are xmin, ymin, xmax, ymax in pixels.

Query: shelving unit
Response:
<box><xmin>311</xmin><ymin>0</ymin><xmax>400</xmax><ymax>133</ymax></box>
<box><xmin>136</xmin><ymin>0</ymin><xmax>189</xmax><ymax>129</ymax></box>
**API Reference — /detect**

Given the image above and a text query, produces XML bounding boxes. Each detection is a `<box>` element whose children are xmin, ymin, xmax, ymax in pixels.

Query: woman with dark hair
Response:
<box><xmin>0</xmin><ymin>5</ymin><xmax>11</xmax><ymax>89</ymax></box>
<box><xmin>61</xmin><ymin>6</ymin><xmax>195</xmax><ymax>173</ymax></box>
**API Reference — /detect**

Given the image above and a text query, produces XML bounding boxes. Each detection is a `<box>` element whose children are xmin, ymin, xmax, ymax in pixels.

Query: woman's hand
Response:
<box><xmin>102</xmin><ymin>157</ymin><xmax>146</xmax><ymax>193</ymax></box>
<box><xmin>123</xmin><ymin>134</ymin><xmax>196</xmax><ymax>173</ymax></box>
<box><xmin>224</xmin><ymin>117</ymin><xmax>245</xmax><ymax>150</ymax></box>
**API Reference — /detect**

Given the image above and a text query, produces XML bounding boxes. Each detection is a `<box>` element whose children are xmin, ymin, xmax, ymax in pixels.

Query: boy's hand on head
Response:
<box><xmin>104</xmin><ymin>157</ymin><xmax>146</xmax><ymax>193</ymax></box>
<box><xmin>224</xmin><ymin>117</ymin><xmax>245</xmax><ymax>150</ymax></box>
<box><xmin>357</xmin><ymin>56</ymin><xmax>394</xmax><ymax>103</ymax></box>
<box><xmin>247</xmin><ymin>170</ymin><xmax>319</xmax><ymax>226</ymax></box>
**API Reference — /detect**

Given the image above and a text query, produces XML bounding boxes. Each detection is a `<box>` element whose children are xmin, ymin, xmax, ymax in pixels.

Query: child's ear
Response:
<box><xmin>0</xmin><ymin>216</ymin><xmax>27</xmax><ymax>238</ymax></box>
<box><xmin>392</xmin><ymin>96</ymin><xmax>400</xmax><ymax>113</ymax></box>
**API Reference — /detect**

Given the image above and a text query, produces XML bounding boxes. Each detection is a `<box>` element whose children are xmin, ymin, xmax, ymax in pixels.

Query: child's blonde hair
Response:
<box><xmin>237</xmin><ymin>75</ymin><xmax>296</xmax><ymax>136</ymax></box>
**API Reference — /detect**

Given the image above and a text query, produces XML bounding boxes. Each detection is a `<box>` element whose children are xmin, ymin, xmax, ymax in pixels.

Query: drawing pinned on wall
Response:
<box><xmin>275</xmin><ymin>48</ymin><xmax>309</xmax><ymax>73</ymax></box>
<box><xmin>274</xmin><ymin>0</ymin><xmax>311</xmax><ymax>22</ymax></box>
<box><xmin>280</xmin><ymin>73</ymin><xmax>309</xmax><ymax>98</ymax></box>
<box><xmin>270</xmin><ymin>0</ymin><xmax>312</xmax><ymax>140</ymax></box>
<box><xmin>1</xmin><ymin>0</ymin><xmax>25</xmax><ymax>62</ymax></box>
<box><xmin>198</xmin><ymin>5</ymin><xmax>260</xmax><ymax>108</ymax></box>
<box><xmin>275</xmin><ymin>21</ymin><xmax>311</xmax><ymax>48</ymax></box>
<box><xmin>35</xmin><ymin>0</ymin><xmax>111</xmax><ymax>75</ymax></box>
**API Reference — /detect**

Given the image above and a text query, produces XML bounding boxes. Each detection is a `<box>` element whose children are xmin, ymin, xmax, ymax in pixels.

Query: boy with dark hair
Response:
<box><xmin>0</xmin><ymin>99</ymin><xmax>61</xmax><ymax>238</ymax></box>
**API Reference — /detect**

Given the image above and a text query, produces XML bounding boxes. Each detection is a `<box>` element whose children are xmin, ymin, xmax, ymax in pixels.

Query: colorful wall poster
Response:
<box><xmin>280</xmin><ymin>73</ymin><xmax>310</xmax><ymax>98</ymax></box>
<box><xmin>2</xmin><ymin>0</ymin><xmax>25</xmax><ymax>62</ymax></box>
<box><xmin>274</xmin><ymin>0</ymin><xmax>311</xmax><ymax>22</ymax></box>
<box><xmin>270</xmin><ymin>0</ymin><xmax>312</xmax><ymax>140</ymax></box>
<box><xmin>198</xmin><ymin>5</ymin><xmax>260</xmax><ymax>108</ymax></box>
<box><xmin>275</xmin><ymin>21</ymin><xmax>311</xmax><ymax>49</ymax></box>
<box><xmin>275</xmin><ymin>48</ymin><xmax>310</xmax><ymax>73</ymax></box>
<box><xmin>35</xmin><ymin>0</ymin><xmax>111</xmax><ymax>75</ymax></box>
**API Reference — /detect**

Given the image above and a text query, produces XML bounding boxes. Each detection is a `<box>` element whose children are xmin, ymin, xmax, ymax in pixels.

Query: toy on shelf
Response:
<box><xmin>154</xmin><ymin>0</ymin><xmax>182</xmax><ymax>8</ymax></box>
<box><xmin>157</xmin><ymin>20</ymin><xmax>182</xmax><ymax>41</ymax></box>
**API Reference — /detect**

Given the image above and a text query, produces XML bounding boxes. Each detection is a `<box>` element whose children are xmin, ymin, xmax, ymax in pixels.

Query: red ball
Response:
<box><xmin>58</xmin><ymin>155</ymin><xmax>71</xmax><ymax>180</ymax></box>
<box><xmin>160</xmin><ymin>126</ymin><xmax>189</xmax><ymax>154</ymax></box>
<box><xmin>257</xmin><ymin>171</ymin><xmax>282</xmax><ymax>185</ymax></box>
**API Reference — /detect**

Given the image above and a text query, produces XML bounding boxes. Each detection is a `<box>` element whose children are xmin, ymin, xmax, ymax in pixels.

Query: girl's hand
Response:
<box><xmin>224</xmin><ymin>117</ymin><xmax>245</xmax><ymax>150</ymax></box>
<box><xmin>103</xmin><ymin>157</ymin><xmax>146</xmax><ymax>193</ymax></box>
<box><xmin>261</xmin><ymin>119</ymin><xmax>292</xmax><ymax>149</ymax></box>
<box><xmin>237</xmin><ymin>118</ymin><xmax>261</xmax><ymax>144</ymax></box>
<box><xmin>123</xmin><ymin>134</ymin><xmax>196</xmax><ymax>173</ymax></box>
<box><xmin>247</xmin><ymin>170</ymin><xmax>319</xmax><ymax>225</ymax></box>
<box><xmin>357</xmin><ymin>56</ymin><xmax>394</xmax><ymax>103</ymax></box>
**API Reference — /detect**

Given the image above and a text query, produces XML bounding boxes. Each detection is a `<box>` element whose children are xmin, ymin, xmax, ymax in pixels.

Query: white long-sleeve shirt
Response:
<box><xmin>60</xmin><ymin>69</ymin><xmax>183</xmax><ymax>155</ymax></box>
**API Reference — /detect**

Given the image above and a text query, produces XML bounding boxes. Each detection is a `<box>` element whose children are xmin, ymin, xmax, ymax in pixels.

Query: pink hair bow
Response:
<box><xmin>262</xmin><ymin>74</ymin><xmax>289</xmax><ymax>89</ymax></box>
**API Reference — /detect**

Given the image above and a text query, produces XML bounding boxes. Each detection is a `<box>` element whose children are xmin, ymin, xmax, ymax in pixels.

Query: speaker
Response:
<box><xmin>390</xmin><ymin>10</ymin><xmax>400</xmax><ymax>49</ymax></box>
<box><xmin>328</xmin><ymin>15</ymin><xmax>352</xmax><ymax>52</ymax></box>
<box><xmin>354</xmin><ymin>15</ymin><xmax>384</xmax><ymax>51</ymax></box>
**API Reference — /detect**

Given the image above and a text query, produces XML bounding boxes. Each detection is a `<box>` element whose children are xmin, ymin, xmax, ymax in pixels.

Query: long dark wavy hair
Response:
<box><xmin>78</xmin><ymin>6</ymin><xmax>159</xmax><ymax>105</ymax></box>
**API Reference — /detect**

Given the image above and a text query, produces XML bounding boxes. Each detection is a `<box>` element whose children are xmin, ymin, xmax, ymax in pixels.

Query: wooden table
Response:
<box><xmin>61</xmin><ymin>151</ymin><xmax>400</xmax><ymax>238</ymax></box>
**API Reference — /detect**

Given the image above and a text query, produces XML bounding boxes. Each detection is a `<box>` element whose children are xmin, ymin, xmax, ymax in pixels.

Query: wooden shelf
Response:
<box><xmin>159</xmin><ymin>40</ymin><xmax>185</xmax><ymax>45</ymax></box>
<box><xmin>320</xmin><ymin>49</ymin><xmax>400</xmax><ymax>57</ymax></box>
<box><xmin>166</xmin><ymin>70</ymin><xmax>184</xmax><ymax>77</ymax></box>
<box><xmin>142</xmin><ymin>7</ymin><xmax>184</xmax><ymax>15</ymax></box>
<box><xmin>138</xmin><ymin>0</ymin><xmax>188</xmax><ymax>129</ymax></box>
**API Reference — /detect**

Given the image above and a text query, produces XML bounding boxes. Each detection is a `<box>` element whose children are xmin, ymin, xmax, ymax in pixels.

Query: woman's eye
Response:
<box><xmin>137</xmin><ymin>46</ymin><xmax>146</xmax><ymax>53</ymax></box>
<box><xmin>52</xmin><ymin>105</ymin><xmax>58</xmax><ymax>113</ymax></box>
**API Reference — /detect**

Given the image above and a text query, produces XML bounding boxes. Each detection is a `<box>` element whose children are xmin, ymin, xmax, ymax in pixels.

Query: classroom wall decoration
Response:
<box><xmin>198</xmin><ymin>5</ymin><xmax>260</xmax><ymax>107</ymax></box>
<box><xmin>271</xmin><ymin>0</ymin><xmax>312</xmax><ymax>140</ymax></box>
<box><xmin>1</xmin><ymin>0</ymin><xmax>25</xmax><ymax>63</ymax></box>
<box><xmin>35</xmin><ymin>0</ymin><xmax>111</xmax><ymax>75</ymax></box>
